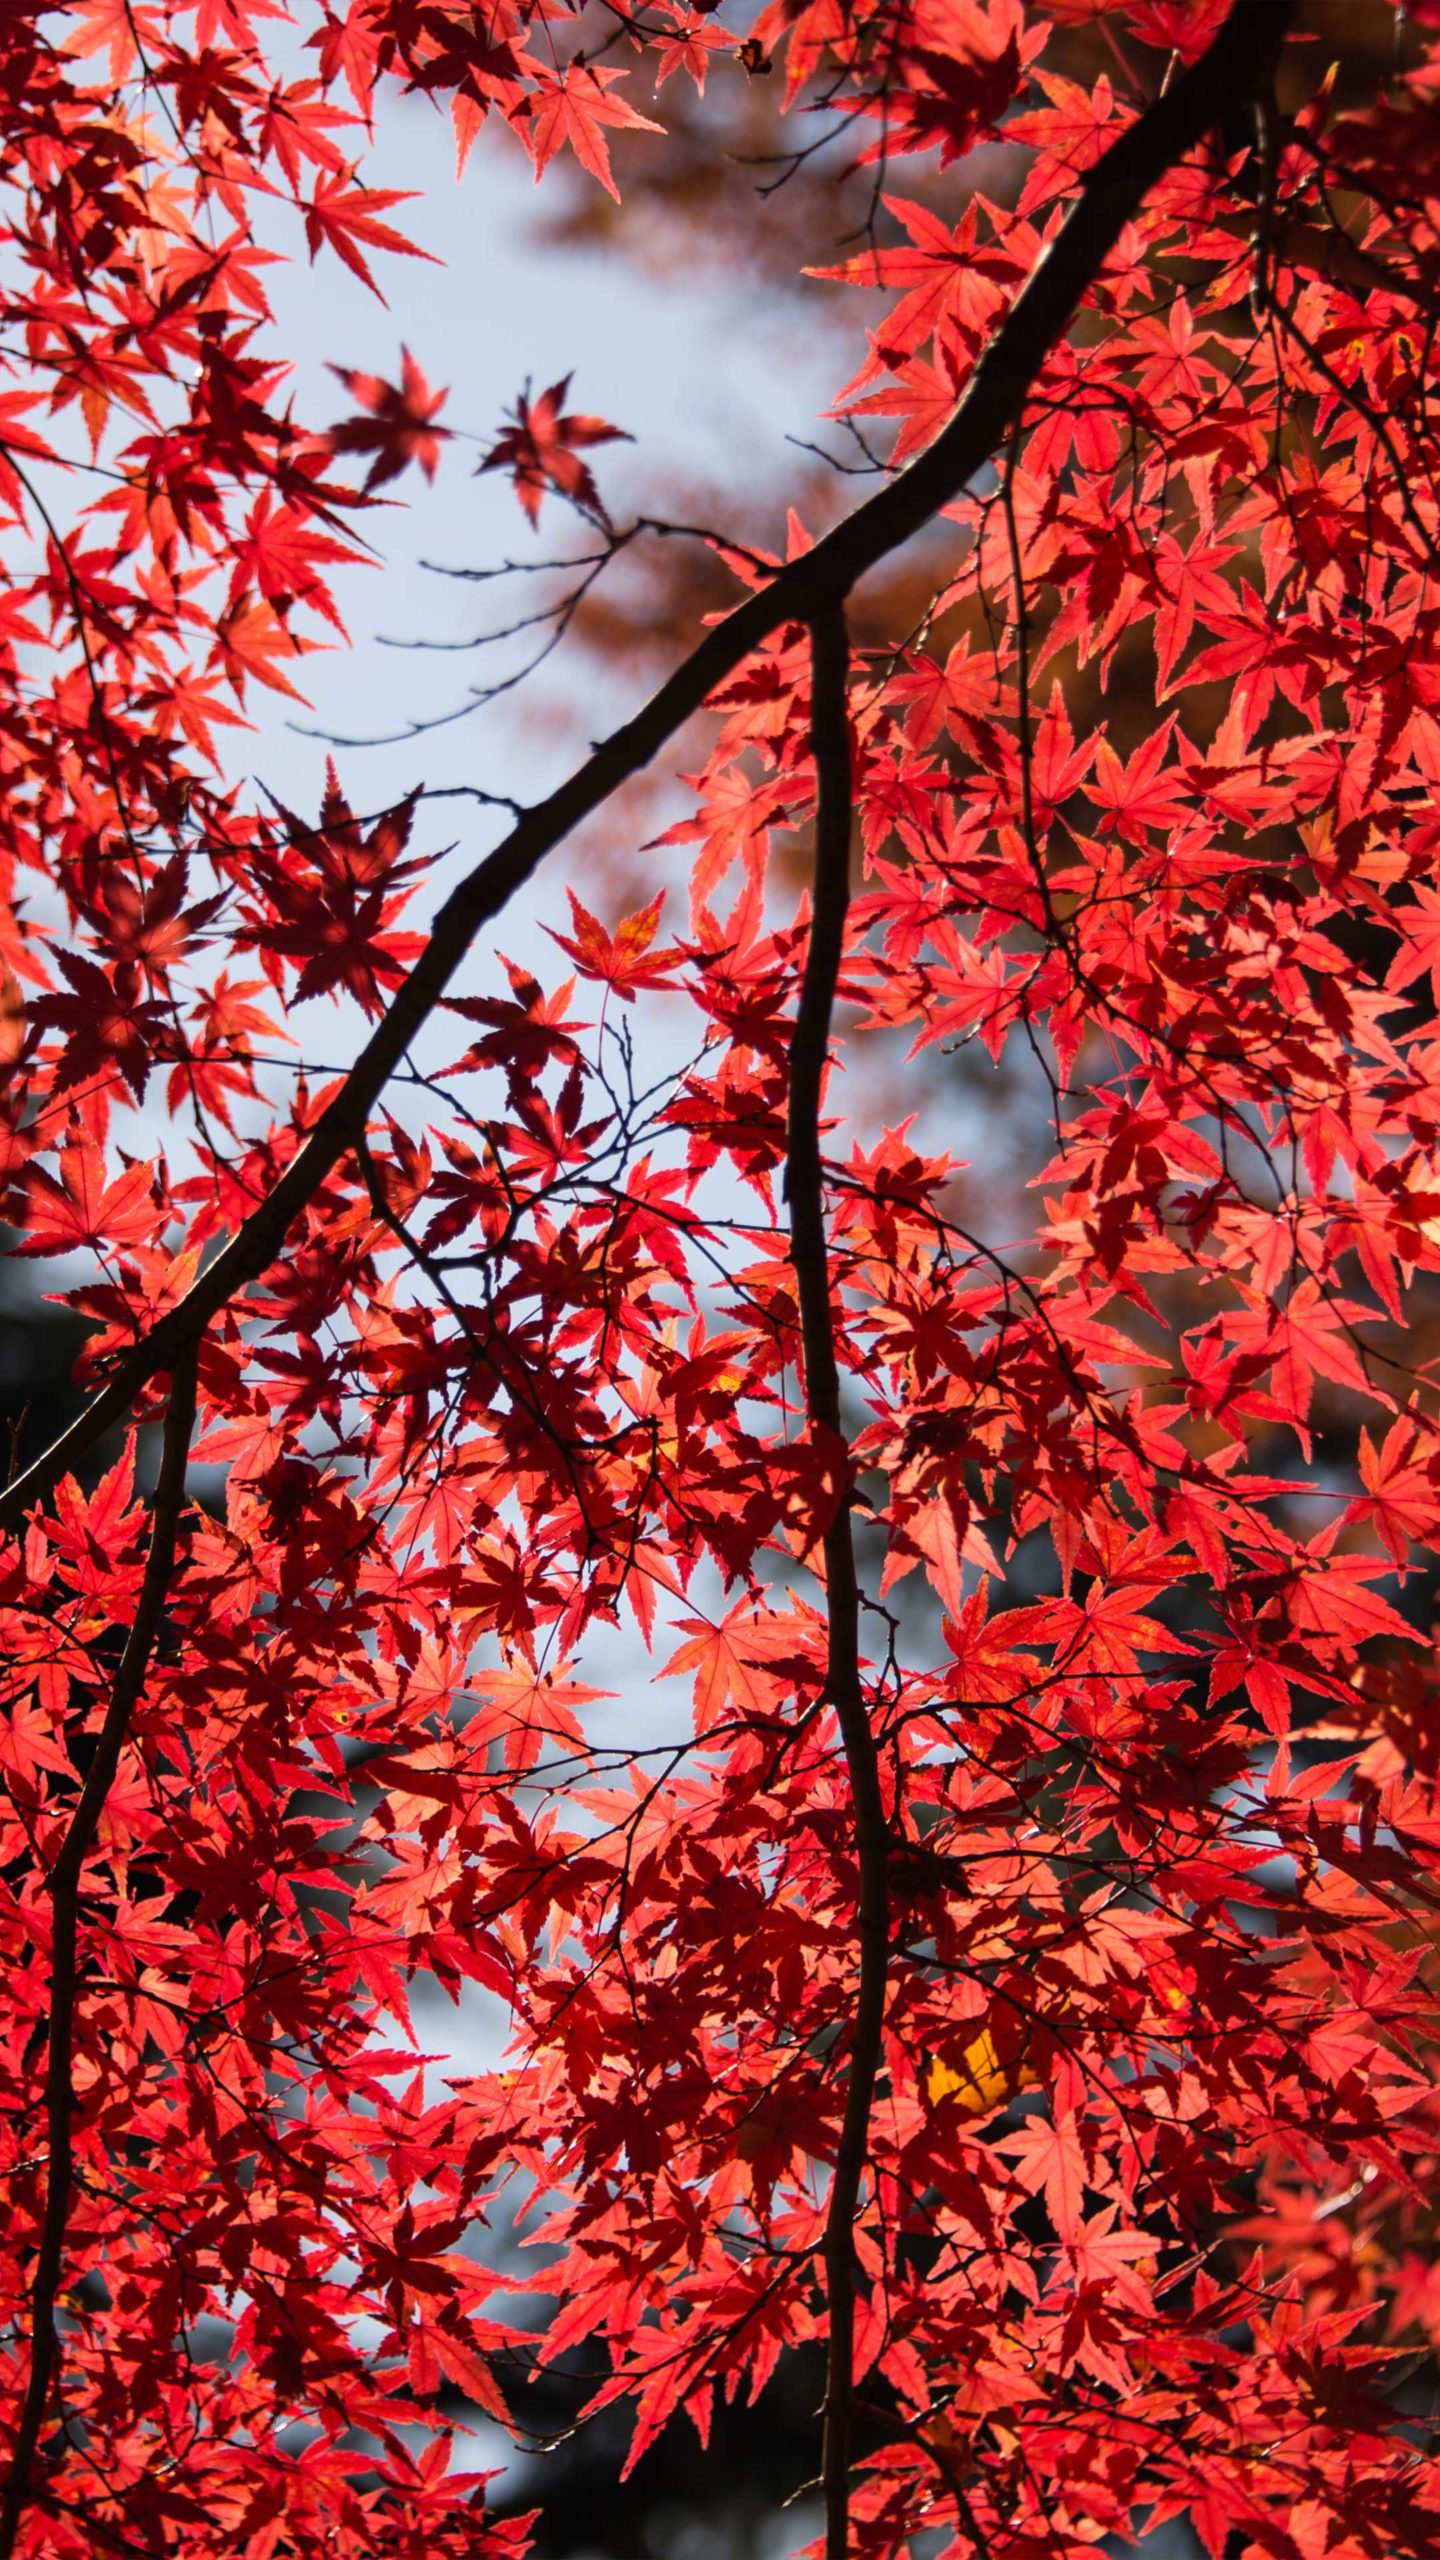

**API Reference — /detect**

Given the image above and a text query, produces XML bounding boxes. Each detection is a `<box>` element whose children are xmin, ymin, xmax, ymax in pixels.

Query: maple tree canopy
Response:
<box><xmin>4</xmin><ymin>1</ymin><xmax>1440</xmax><ymax>2556</ymax></box>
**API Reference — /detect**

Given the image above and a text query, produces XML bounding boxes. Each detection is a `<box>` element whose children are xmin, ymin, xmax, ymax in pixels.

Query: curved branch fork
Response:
<box><xmin>0</xmin><ymin>0</ymin><xmax>1296</xmax><ymax>1547</ymax></box>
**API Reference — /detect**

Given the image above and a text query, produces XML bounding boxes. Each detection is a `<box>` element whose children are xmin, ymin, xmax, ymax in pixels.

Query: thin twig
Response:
<box><xmin>0</xmin><ymin>1350</ymin><xmax>199</xmax><ymax>2560</ymax></box>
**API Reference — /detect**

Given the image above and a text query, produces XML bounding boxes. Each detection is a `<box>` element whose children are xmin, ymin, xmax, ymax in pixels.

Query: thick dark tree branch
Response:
<box><xmin>0</xmin><ymin>0</ymin><xmax>1296</xmax><ymax>1537</ymax></box>
<box><xmin>785</xmin><ymin>604</ymin><xmax>889</xmax><ymax>2560</ymax></box>
<box><xmin>0</xmin><ymin>1350</ymin><xmax>199</xmax><ymax>2560</ymax></box>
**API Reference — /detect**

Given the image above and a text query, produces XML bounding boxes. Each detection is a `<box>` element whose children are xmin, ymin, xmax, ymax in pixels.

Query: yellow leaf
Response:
<box><xmin>926</xmin><ymin>2024</ymin><xmax>1011</xmax><ymax>2114</ymax></box>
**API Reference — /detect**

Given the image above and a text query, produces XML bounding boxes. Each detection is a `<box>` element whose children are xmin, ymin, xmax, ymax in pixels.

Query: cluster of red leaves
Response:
<box><xmin>3</xmin><ymin>6</ymin><xmax>1440</xmax><ymax>2560</ymax></box>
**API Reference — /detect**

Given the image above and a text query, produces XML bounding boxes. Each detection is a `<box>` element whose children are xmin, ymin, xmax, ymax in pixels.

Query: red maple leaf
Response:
<box><xmin>13</xmin><ymin>1143</ymin><xmax>159</xmax><ymax>1256</ymax></box>
<box><xmin>526</xmin><ymin>64</ymin><xmax>662</xmax><ymax>202</ymax></box>
<box><xmin>547</xmin><ymin>890</ymin><xmax>682</xmax><ymax>1000</ymax></box>
<box><xmin>479</xmin><ymin>373</ymin><xmax>631</xmax><ymax>526</ymax></box>
<box><xmin>327</xmin><ymin>346</ymin><xmax>450</xmax><ymax>489</ymax></box>
<box><xmin>303</xmin><ymin>171</ymin><xmax>437</xmax><ymax>299</ymax></box>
